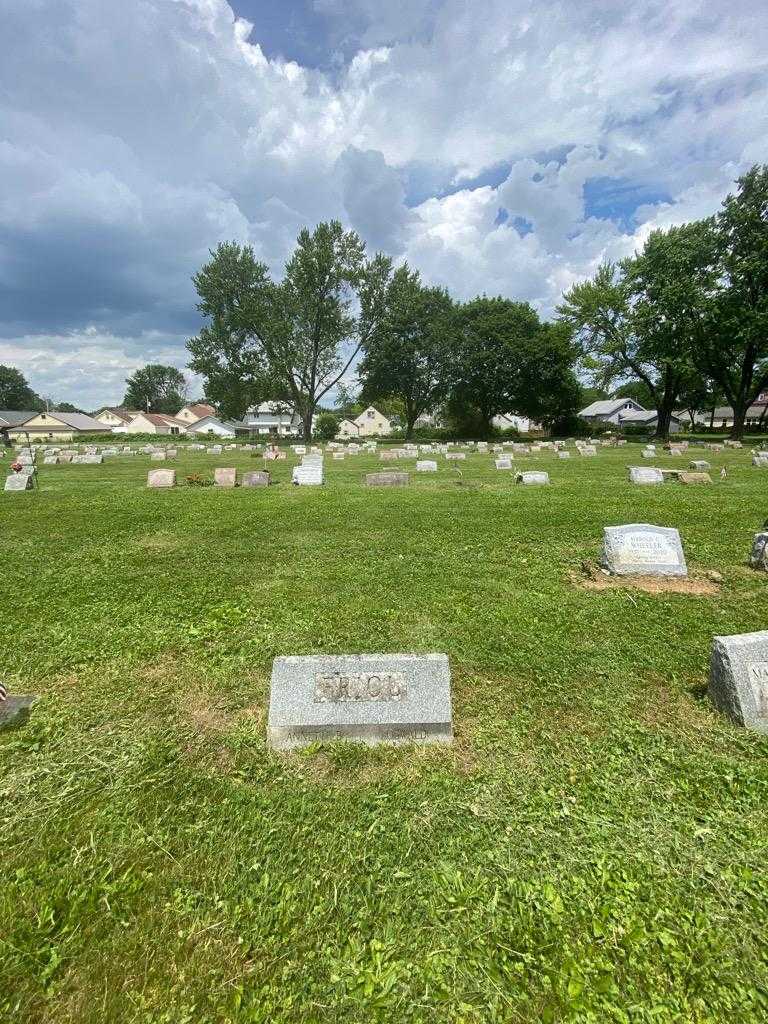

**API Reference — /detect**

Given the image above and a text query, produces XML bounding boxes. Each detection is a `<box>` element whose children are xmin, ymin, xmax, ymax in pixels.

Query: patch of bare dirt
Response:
<box><xmin>570</xmin><ymin>562</ymin><xmax>720</xmax><ymax>596</ymax></box>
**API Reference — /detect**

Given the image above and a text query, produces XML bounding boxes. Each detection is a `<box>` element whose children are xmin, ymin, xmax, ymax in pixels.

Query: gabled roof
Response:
<box><xmin>179</xmin><ymin>402</ymin><xmax>216</xmax><ymax>419</ymax></box>
<box><xmin>619</xmin><ymin>409</ymin><xmax>681</xmax><ymax>424</ymax></box>
<box><xmin>138</xmin><ymin>412</ymin><xmax>189</xmax><ymax>427</ymax></box>
<box><xmin>96</xmin><ymin>407</ymin><xmax>140</xmax><ymax>422</ymax></box>
<box><xmin>353</xmin><ymin>406</ymin><xmax>390</xmax><ymax>425</ymax></box>
<box><xmin>42</xmin><ymin>411</ymin><xmax>109</xmax><ymax>431</ymax></box>
<box><xmin>580</xmin><ymin>399</ymin><xmax>646</xmax><ymax>417</ymax></box>
<box><xmin>0</xmin><ymin>410</ymin><xmax>38</xmax><ymax>428</ymax></box>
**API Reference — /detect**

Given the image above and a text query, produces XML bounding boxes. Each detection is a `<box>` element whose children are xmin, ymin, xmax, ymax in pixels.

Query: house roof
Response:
<box><xmin>179</xmin><ymin>402</ymin><xmax>216</xmax><ymax>419</ymax></box>
<box><xmin>97</xmin><ymin>407</ymin><xmax>140</xmax><ymax>422</ymax></box>
<box><xmin>139</xmin><ymin>412</ymin><xmax>189</xmax><ymax>427</ymax></box>
<box><xmin>619</xmin><ymin>409</ymin><xmax>681</xmax><ymax>424</ymax></box>
<box><xmin>711</xmin><ymin>405</ymin><xmax>766</xmax><ymax>419</ymax></box>
<box><xmin>42</xmin><ymin>412</ymin><xmax>109</xmax><ymax>431</ymax></box>
<box><xmin>0</xmin><ymin>410</ymin><xmax>38</xmax><ymax>428</ymax></box>
<box><xmin>354</xmin><ymin>406</ymin><xmax>390</xmax><ymax>425</ymax></box>
<box><xmin>580</xmin><ymin>399</ymin><xmax>645</xmax><ymax>417</ymax></box>
<box><xmin>186</xmin><ymin>415</ymin><xmax>242</xmax><ymax>431</ymax></box>
<box><xmin>251</xmin><ymin>401</ymin><xmax>297</xmax><ymax>416</ymax></box>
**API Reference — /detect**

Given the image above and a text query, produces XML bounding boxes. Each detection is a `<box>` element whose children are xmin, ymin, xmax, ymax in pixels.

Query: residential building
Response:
<box><xmin>579</xmin><ymin>398</ymin><xmax>647</xmax><ymax>424</ymax></box>
<box><xmin>176</xmin><ymin>403</ymin><xmax>216</xmax><ymax>425</ymax></box>
<box><xmin>94</xmin><ymin>407</ymin><xmax>141</xmax><ymax>430</ymax></box>
<box><xmin>708</xmin><ymin>405</ymin><xmax>767</xmax><ymax>429</ymax></box>
<box><xmin>617</xmin><ymin>409</ymin><xmax>681</xmax><ymax>434</ymax></box>
<box><xmin>184</xmin><ymin>415</ymin><xmax>246</xmax><ymax>438</ymax></box>
<box><xmin>337</xmin><ymin>418</ymin><xmax>360</xmax><ymax>438</ymax></box>
<box><xmin>351</xmin><ymin>406</ymin><xmax>392</xmax><ymax>437</ymax></box>
<box><xmin>124</xmin><ymin>412</ymin><xmax>189</xmax><ymax>435</ymax></box>
<box><xmin>492</xmin><ymin>413</ymin><xmax>536</xmax><ymax>434</ymax></box>
<box><xmin>0</xmin><ymin>411</ymin><xmax>39</xmax><ymax>445</ymax></box>
<box><xmin>5</xmin><ymin>411</ymin><xmax>111</xmax><ymax>441</ymax></box>
<box><xmin>244</xmin><ymin>402</ymin><xmax>302</xmax><ymax>437</ymax></box>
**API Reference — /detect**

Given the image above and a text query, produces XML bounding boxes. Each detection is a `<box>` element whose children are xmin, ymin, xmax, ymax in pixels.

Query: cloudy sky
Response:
<box><xmin>1</xmin><ymin>0</ymin><xmax>766</xmax><ymax>409</ymax></box>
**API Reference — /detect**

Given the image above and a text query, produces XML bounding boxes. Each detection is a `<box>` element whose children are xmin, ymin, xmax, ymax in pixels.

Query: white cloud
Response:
<box><xmin>0</xmin><ymin>0</ymin><xmax>766</xmax><ymax>404</ymax></box>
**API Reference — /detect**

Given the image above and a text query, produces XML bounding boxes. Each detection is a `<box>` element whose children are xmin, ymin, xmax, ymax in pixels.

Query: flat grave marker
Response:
<box><xmin>365</xmin><ymin>472</ymin><xmax>409</xmax><ymax>487</ymax></box>
<box><xmin>629</xmin><ymin>467</ymin><xmax>664</xmax><ymax>485</ymax></box>
<box><xmin>4</xmin><ymin>474</ymin><xmax>33</xmax><ymax>492</ymax></box>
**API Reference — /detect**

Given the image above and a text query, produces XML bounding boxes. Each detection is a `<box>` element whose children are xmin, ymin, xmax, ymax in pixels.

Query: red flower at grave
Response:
<box><xmin>11</xmin><ymin>461</ymin><xmax>22</xmax><ymax>473</ymax></box>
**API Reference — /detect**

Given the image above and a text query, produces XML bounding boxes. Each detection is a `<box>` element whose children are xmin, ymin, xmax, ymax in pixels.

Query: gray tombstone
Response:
<box><xmin>242</xmin><ymin>471</ymin><xmax>270</xmax><ymax>487</ymax></box>
<box><xmin>690</xmin><ymin>460</ymin><xmax>711</xmax><ymax>471</ymax></box>
<box><xmin>709</xmin><ymin>631</ymin><xmax>768</xmax><ymax>733</ymax></box>
<box><xmin>678</xmin><ymin>472</ymin><xmax>712</xmax><ymax>485</ymax></box>
<box><xmin>601</xmin><ymin>524</ymin><xmax>687</xmax><ymax>577</ymax></box>
<box><xmin>752</xmin><ymin>456</ymin><xmax>768</xmax><ymax>467</ymax></box>
<box><xmin>268</xmin><ymin>653</ymin><xmax>453</xmax><ymax>749</ymax></box>
<box><xmin>416</xmin><ymin>460</ymin><xmax>437</xmax><ymax>472</ymax></box>
<box><xmin>495</xmin><ymin>458</ymin><xmax>513</xmax><ymax>470</ymax></box>
<box><xmin>629</xmin><ymin>467</ymin><xmax>664</xmax><ymax>485</ymax></box>
<box><xmin>558</xmin><ymin>451</ymin><xmax>571</xmax><ymax>459</ymax></box>
<box><xmin>150</xmin><ymin>451</ymin><xmax>167</xmax><ymax>461</ymax></box>
<box><xmin>749</xmin><ymin>532</ymin><xmax>768</xmax><ymax>570</ymax></box>
<box><xmin>214</xmin><ymin>467</ymin><xmax>237</xmax><ymax>487</ymax></box>
<box><xmin>43</xmin><ymin>456</ymin><xmax>58</xmax><ymax>465</ymax></box>
<box><xmin>366</xmin><ymin>471</ymin><xmax>409</xmax><ymax>487</ymax></box>
<box><xmin>0</xmin><ymin>693</ymin><xmax>37</xmax><ymax>729</ymax></box>
<box><xmin>4</xmin><ymin>473</ymin><xmax>33</xmax><ymax>492</ymax></box>
<box><xmin>147</xmin><ymin>469</ymin><xmax>176</xmax><ymax>488</ymax></box>
<box><xmin>516</xmin><ymin>471</ymin><xmax>549</xmax><ymax>485</ymax></box>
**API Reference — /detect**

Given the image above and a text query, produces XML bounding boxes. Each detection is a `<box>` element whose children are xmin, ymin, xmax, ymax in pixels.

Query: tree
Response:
<box><xmin>558</xmin><ymin>219</ymin><xmax>717</xmax><ymax>440</ymax></box>
<box><xmin>54</xmin><ymin>402</ymin><xmax>84</xmax><ymax>414</ymax></box>
<box><xmin>314</xmin><ymin>411</ymin><xmax>339</xmax><ymax>441</ymax></box>
<box><xmin>123</xmin><ymin>364</ymin><xmax>187</xmax><ymax>415</ymax></box>
<box><xmin>0</xmin><ymin>365</ymin><xmax>43</xmax><ymax>410</ymax></box>
<box><xmin>358</xmin><ymin>265</ymin><xmax>454</xmax><ymax>438</ymax></box>
<box><xmin>613</xmin><ymin>380</ymin><xmax>656</xmax><ymax>409</ymax></box>
<box><xmin>188</xmin><ymin>222</ymin><xmax>392</xmax><ymax>439</ymax></box>
<box><xmin>698</xmin><ymin>165</ymin><xmax>768</xmax><ymax>439</ymax></box>
<box><xmin>449</xmin><ymin>297</ymin><xmax>578</xmax><ymax>437</ymax></box>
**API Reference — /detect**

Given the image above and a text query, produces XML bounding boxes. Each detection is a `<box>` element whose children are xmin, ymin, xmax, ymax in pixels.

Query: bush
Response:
<box><xmin>314</xmin><ymin>413</ymin><xmax>340</xmax><ymax>441</ymax></box>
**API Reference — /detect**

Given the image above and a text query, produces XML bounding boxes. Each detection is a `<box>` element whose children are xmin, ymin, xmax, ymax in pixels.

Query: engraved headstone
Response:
<box><xmin>445</xmin><ymin>452</ymin><xmax>465</xmax><ymax>460</ymax></box>
<box><xmin>690</xmin><ymin>460</ymin><xmax>711</xmax><ymax>471</ymax></box>
<box><xmin>365</xmin><ymin>472</ymin><xmax>409</xmax><ymax>487</ymax></box>
<box><xmin>495</xmin><ymin>458</ymin><xmax>513</xmax><ymax>470</ymax></box>
<box><xmin>601</xmin><ymin>524</ymin><xmax>687</xmax><ymax>577</ymax></box>
<box><xmin>4</xmin><ymin>474</ymin><xmax>33</xmax><ymax>492</ymax></box>
<box><xmin>752</xmin><ymin>455</ymin><xmax>768</xmax><ymax>467</ymax></box>
<box><xmin>678</xmin><ymin>472</ymin><xmax>712</xmax><ymax>485</ymax></box>
<box><xmin>242</xmin><ymin>471</ymin><xmax>270</xmax><ymax>487</ymax></box>
<box><xmin>268</xmin><ymin>653</ymin><xmax>453</xmax><ymax>749</ymax></box>
<box><xmin>292</xmin><ymin>464</ymin><xmax>324</xmax><ymax>486</ymax></box>
<box><xmin>416</xmin><ymin>460</ymin><xmax>437</xmax><ymax>472</ymax></box>
<box><xmin>516</xmin><ymin>471</ymin><xmax>549</xmax><ymax>485</ymax></box>
<box><xmin>147</xmin><ymin>469</ymin><xmax>176</xmax><ymax>488</ymax></box>
<box><xmin>43</xmin><ymin>455</ymin><xmax>58</xmax><ymax>465</ymax></box>
<box><xmin>709</xmin><ymin>631</ymin><xmax>768</xmax><ymax>733</ymax></box>
<box><xmin>214</xmin><ymin>467</ymin><xmax>237</xmax><ymax>487</ymax></box>
<box><xmin>629</xmin><ymin>467</ymin><xmax>664</xmax><ymax>485</ymax></box>
<box><xmin>150</xmin><ymin>451</ymin><xmax>167</xmax><ymax>461</ymax></box>
<box><xmin>558</xmin><ymin>451</ymin><xmax>571</xmax><ymax>459</ymax></box>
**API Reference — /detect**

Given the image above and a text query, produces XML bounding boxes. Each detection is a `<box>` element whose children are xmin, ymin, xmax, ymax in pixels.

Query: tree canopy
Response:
<box><xmin>123</xmin><ymin>364</ymin><xmax>187</xmax><ymax>415</ymax></box>
<box><xmin>0</xmin><ymin>365</ymin><xmax>44</xmax><ymax>411</ymax></box>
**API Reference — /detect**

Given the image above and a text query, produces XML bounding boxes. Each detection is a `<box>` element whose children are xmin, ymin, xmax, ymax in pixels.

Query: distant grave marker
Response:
<box><xmin>214</xmin><ymin>468</ymin><xmax>237</xmax><ymax>487</ymax></box>
<box><xmin>365</xmin><ymin>472</ymin><xmax>409</xmax><ymax>487</ymax></box>
<box><xmin>147</xmin><ymin>469</ymin><xmax>176</xmax><ymax>488</ymax></box>
<box><xmin>629</xmin><ymin>467</ymin><xmax>664</xmax><ymax>485</ymax></box>
<box><xmin>495</xmin><ymin>458</ymin><xmax>513</xmax><ymax>470</ymax></box>
<box><xmin>242</xmin><ymin>471</ymin><xmax>270</xmax><ymax>487</ymax></box>
<box><xmin>516</xmin><ymin>471</ymin><xmax>549</xmax><ymax>485</ymax></box>
<box><xmin>416</xmin><ymin>460</ymin><xmax>437</xmax><ymax>472</ymax></box>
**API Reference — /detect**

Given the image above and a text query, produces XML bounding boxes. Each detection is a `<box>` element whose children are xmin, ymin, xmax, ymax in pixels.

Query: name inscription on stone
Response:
<box><xmin>748</xmin><ymin>662</ymin><xmax>768</xmax><ymax>716</ymax></box>
<box><xmin>314</xmin><ymin>672</ymin><xmax>406</xmax><ymax>703</ymax></box>
<box><xmin>615</xmin><ymin>532</ymin><xmax>679</xmax><ymax>565</ymax></box>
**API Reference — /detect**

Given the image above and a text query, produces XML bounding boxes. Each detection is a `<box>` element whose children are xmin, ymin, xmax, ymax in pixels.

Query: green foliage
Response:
<box><xmin>314</xmin><ymin>411</ymin><xmax>340</xmax><ymax>441</ymax></box>
<box><xmin>0</xmin><ymin>364</ymin><xmax>44</xmax><ymax>411</ymax></box>
<box><xmin>123</xmin><ymin>364</ymin><xmax>187</xmax><ymax>415</ymax></box>
<box><xmin>2</xmin><ymin>446</ymin><xmax>768</xmax><ymax>1021</ymax></box>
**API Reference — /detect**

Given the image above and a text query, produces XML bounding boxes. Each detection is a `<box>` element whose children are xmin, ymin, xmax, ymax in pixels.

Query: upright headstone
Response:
<box><xmin>516</xmin><ymin>471</ymin><xmax>549</xmax><ymax>485</ymax></box>
<box><xmin>690</xmin><ymin>460</ymin><xmax>711</xmax><ymax>471</ymax></box>
<box><xmin>292</xmin><ymin>464</ymin><xmax>324</xmax><ymax>486</ymax></box>
<box><xmin>601</xmin><ymin>524</ymin><xmax>687</xmax><ymax>577</ymax></box>
<box><xmin>150</xmin><ymin>451</ymin><xmax>167</xmax><ymax>461</ymax></box>
<box><xmin>4</xmin><ymin>474</ymin><xmax>33</xmax><ymax>492</ymax></box>
<box><xmin>629</xmin><ymin>467</ymin><xmax>664</xmax><ymax>485</ymax></box>
<box><xmin>147</xmin><ymin>469</ymin><xmax>176</xmax><ymax>488</ymax></box>
<box><xmin>214</xmin><ymin>467</ymin><xmax>237</xmax><ymax>487</ymax></box>
<box><xmin>558</xmin><ymin>451</ymin><xmax>571</xmax><ymax>459</ymax></box>
<box><xmin>365</xmin><ymin>472</ymin><xmax>409</xmax><ymax>487</ymax></box>
<box><xmin>267</xmin><ymin>653</ymin><xmax>453</xmax><ymax>749</ymax></box>
<box><xmin>0</xmin><ymin>689</ymin><xmax>37</xmax><ymax>729</ymax></box>
<box><xmin>495</xmin><ymin>458</ymin><xmax>513</xmax><ymax>470</ymax></box>
<box><xmin>709</xmin><ymin>631</ymin><xmax>768</xmax><ymax>733</ymax></box>
<box><xmin>678</xmin><ymin>472</ymin><xmax>712</xmax><ymax>485</ymax></box>
<box><xmin>416</xmin><ymin>460</ymin><xmax>437</xmax><ymax>472</ymax></box>
<box><xmin>242</xmin><ymin>471</ymin><xmax>270</xmax><ymax>487</ymax></box>
<box><xmin>749</xmin><ymin>532</ymin><xmax>768</xmax><ymax>571</ymax></box>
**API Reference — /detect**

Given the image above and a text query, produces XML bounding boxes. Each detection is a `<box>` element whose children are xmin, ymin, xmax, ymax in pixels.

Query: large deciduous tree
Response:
<box><xmin>123</xmin><ymin>364</ymin><xmax>187</xmax><ymax>414</ymax></box>
<box><xmin>699</xmin><ymin>165</ymin><xmax>768</xmax><ymax>439</ymax></box>
<box><xmin>0</xmin><ymin>365</ymin><xmax>43</xmax><ymax>410</ymax></box>
<box><xmin>358</xmin><ymin>265</ymin><xmax>454</xmax><ymax>438</ymax></box>
<box><xmin>188</xmin><ymin>222</ymin><xmax>392</xmax><ymax>439</ymax></box>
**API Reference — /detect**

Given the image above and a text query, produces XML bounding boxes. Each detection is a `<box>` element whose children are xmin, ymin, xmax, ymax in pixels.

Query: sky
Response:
<box><xmin>0</xmin><ymin>0</ymin><xmax>766</xmax><ymax>410</ymax></box>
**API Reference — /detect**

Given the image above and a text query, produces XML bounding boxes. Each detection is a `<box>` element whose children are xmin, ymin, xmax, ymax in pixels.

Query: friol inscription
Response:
<box><xmin>314</xmin><ymin>672</ymin><xmax>406</xmax><ymax>703</ymax></box>
<box><xmin>615</xmin><ymin>532</ymin><xmax>678</xmax><ymax>565</ymax></box>
<box><xmin>748</xmin><ymin>662</ymin><xmax>768</xmax><ymax>716</ymax></box>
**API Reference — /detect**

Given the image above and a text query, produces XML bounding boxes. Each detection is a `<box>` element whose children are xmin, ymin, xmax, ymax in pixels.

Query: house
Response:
<box><xmin>184</xmin><ymin>415</ymin><xmax>245</xmax><ymax>438</ymax></box>
<box><xmin>5</xmin><ymin>411</ymin><xmax>112</xmax><ymax>441</ymax></box>
<box><xmin>244</xmin><ymin>402</ymin><xmax>302</xmax><ymax>437</ymax></box>
<box><xmin>337</xmin><ymin>418</ymin><xmax>360</xmax><ymax>438</ymax></box>
<box><xmin>124</xmin><ymin>412</ymin><xmax>189</xmax><ymax>435</ymax></box>
<box><xmin>176</xmin><ymin>403</ymin><xmax>216</xmax><ymax>426</ymax></box>
<box><xmin>707</xmin><ymin>405</ymin><xmax>767</xmax><ymax>429</ymax></box>
<box><xmin>0</xmin><ymin>411</ymin><xmax>40</xmax><ymax>445</ymax></box>
<box><xmin>579</xmin><ymin>398</ymin><xmax>647</xmax><ymax>424</ymax></box>
<box><xmin>617</xmin><ymin>409</ymin><xmax>681</xmax><ymax>434</ymax></box>
<box><xmin>351</xmin><ymin>406</ymin><xmax>392</xmax><ymax>437</ymax></box>
<box><xmin>493</xmin><ymin>413</ymin><xmax>536</xmax><ymax>434</ymax></box>
<box><xmin>94</xmin><ymin>407</ymin><xmax>141</xmax><ymax>431</ymax></box>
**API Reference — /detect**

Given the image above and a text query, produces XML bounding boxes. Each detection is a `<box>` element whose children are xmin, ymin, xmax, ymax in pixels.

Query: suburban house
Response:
<box><xmin>338</xmin><ymin>406</ymin><xmax>392</xmax><ymax>438</ymax></box>
<box><xmin>184</xmin><ymin>415</ymin><xmax>245</xmax><ymax>438</ymax></box>
<box><xmin>5</xmin><ymin>411</ymin><xmax>111</xmax><ymax>441</ymax></box>
<box><xmin>707</xmin><ymin>405</ymin><xmax>768</xmax><ymax>429</ymax></box>
<box><xmin>579</xmin><ymin>398</ymin><xmax>647</xmax><ymax>424</ymax></box>
<box><xmin>94</xmin><ymin>407</ymin><xmax>140</xmax><ymax>431</ymax></box>
<box><xmin>124</xmin><ymin>412</ymin><xmax>189</xmax><ymax>435</ymax></box>
<box><xmin>0</xmin><ymin>411</ymin><xmax>39</xmax><ymax>445</ymax></box>
<box><xmin>618</xmin><ymin>409</ymin><xmax>681</xmax><ymax>434</ymax></box>
<box><xmin>176</xmin><ymin>402</ymin><xmax>216</xmax><ymax>426</ymax></box>
<box><xmin>492</xmin><ymin>413</ymin><xmax>536</xmax><ymax>433</ymax></box>
<box><xmin>244</xmin><ymin>402</ymin><xmax>302</xmax><ymax>436</ymax></box>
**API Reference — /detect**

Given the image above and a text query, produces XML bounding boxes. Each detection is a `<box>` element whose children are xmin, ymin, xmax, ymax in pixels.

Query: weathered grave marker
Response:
<box><xmin>267</xmin><ymin>653</ymin><xmax>453</xmax><ymax>749</ymax></box>
<box><xmin>629</xmin><ymin>467</ymin><xmax>664</xmax><ymax>485</ymax></box>
<box><xmin>516</xmin><ymin>471</ymin><xmax>549</xmax><ymax>485</ymax></box>
<box><xmin>495</xmin><ymin>458</ymin><xmax>513</xmax><ymax>470</ymax></box>
<box><xmin>678</xmin><ymin>472</ymin><xmax>712</xmax><ymax>485</ymax></box>
<box><xmin>601</xmin><ymin>524</ymin><xmax>687</xmax><ymax>577</ymax></box>
<box><xmin>214</xmin><ymin>467</ymin><xmax>237</xmax><ymax>487</ymax></box>
<box><xmin>749</xmin><ymin>532</ymin><xmax>768</xmax><ymax>570</ymax></box>
<box><xmin>242</xmin><ymin>471</ymin><xmax>270</xmax><ymax>487</ymax></box>
<box><xmin>292</xmin><ymin>464</ymin><xmax>324</xmax><ymax>486</ymax></box>
<box><xmin>709</xmin><ymin>631</ymin><xmax>768</xmax><ymax>733</ymax></box>
<box><xmin>147</xmin><ymin>469</ymin><xmax>176</xmax><ymax>488</ymax></box>
<box><xmin>4</xmin><ymin>474</ymin><xmax>33</xmax><ymax>492</ymax></box>
<box><xmin>416</xmin><ymin>460</ymin><xmax>437</xmax><ymax>472</ymax></box>
<box><xmin>365</xmin><ymin>472</ymin><xmax>409</xmax><ymax>487</ymax></box>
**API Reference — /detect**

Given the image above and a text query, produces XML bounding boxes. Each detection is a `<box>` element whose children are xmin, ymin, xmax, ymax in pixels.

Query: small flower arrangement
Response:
<box><xmin>185</xmin><ymin>473</ymin><xmax>213</xmax><ymax>487</ymax></box>
<box><xmin>10</xmin><ymin>461</ymin><xmax>22</xmax><ymax>473</ymax></box>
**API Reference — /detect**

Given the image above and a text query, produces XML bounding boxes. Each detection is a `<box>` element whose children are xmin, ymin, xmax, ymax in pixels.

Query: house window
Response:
<box><xmin>170</xmin><ymin>427</ymin><xmax>179</xmax><ymax>435</ymax></box>
<box><xmin>367</xmin><ymin>410</ymin><xmax>374</xmax><ymax>419</ymax></box>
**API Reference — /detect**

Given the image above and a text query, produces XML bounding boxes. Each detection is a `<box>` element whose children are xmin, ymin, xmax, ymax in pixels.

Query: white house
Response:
<box><xmin>337</xmin><ymin>418</ymin><xmax>360</xmax><ymax>438</ymax></box>
<box><xmin>124</xmin><ymin>412</ymin><xmax>189</xmax><ymax>435</ymax></box>
<box><xmin>579</xmin><ymin>398</ymin><xmax>647</xmax><ymax>424</ymax></box>
<box><xmin>493</xmin><ymin>413</ymin><xmax>536</xmax><ymax>434</ymax></box>
<box><xmin>184</xmin><ymin>415</ymin><xmax>242</xmax><ymax>438</ymax></box>
<box><xmin>5</xmin><ymin>410</ymin><xmax>111</xmax><ymax>441</ymax></box>
<box><xmin>345</xmin><ymin>406</ymin><xmax>392</xmax><ymax>437</ymax></box>
<box><xmin>94</xmin><ymin>407</ymin><xmax>141</xmax><ymax>431</ymax></box>
<box><xmin>176</xmin><ymin>403</ymin><xmax>216</xmax><ymax>425</ymax></box>
<box><xmin>617</xmin><ymin>409</ymin><xmax>681</xmax><ymax>434</ymax></box>
<box><xmin>244</xmin><ymin>402</ymin><xmax>302</xmax><ymax>437</ymax></box>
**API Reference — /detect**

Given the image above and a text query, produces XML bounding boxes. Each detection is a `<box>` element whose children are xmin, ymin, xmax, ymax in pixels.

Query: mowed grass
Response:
<box><xmin>1</xmin><ymin>444</ymin><xmax>767</xmax><ymax>1023</ymax></box>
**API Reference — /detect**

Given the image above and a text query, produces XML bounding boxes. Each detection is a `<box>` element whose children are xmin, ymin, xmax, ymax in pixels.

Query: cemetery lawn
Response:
<box><xmin>2</xmin><ymin>445</ymin><xmax>768</xmax><ymax>1024</ymax></box>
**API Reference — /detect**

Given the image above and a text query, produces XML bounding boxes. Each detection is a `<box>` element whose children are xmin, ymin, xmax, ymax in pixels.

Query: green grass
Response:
<box><xmin>1</xmin><ymin>444</ymin><xmax>768</xmax><ymax>1023</ymax></box>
